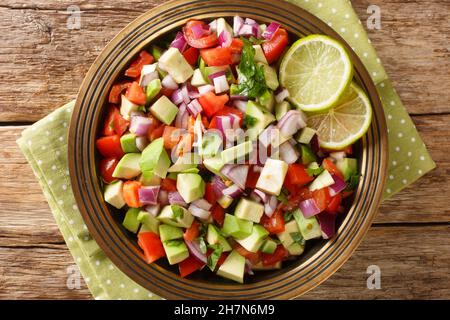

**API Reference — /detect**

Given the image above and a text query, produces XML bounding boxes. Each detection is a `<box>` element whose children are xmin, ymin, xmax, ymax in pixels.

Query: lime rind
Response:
<box><xmin>280</xmin><ymin>35</ymin><xmax>353</xmax><ymax>112</ymax></box>
<box><xmin>306</xmin><ymin>83</ymin><xmax>373</xmax><ymax>149</ymax></box>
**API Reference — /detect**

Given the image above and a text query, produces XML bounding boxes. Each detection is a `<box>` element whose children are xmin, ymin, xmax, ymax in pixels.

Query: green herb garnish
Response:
<box><xmin>290</xmin><ymin>232</ymin><xmax>306</xmax><ymax>246</ymax></box>
<box><xmin>235</xmin><ymin>39</ymin><xmax>267</xmax><ymax>99</ymax></box>
<box><xmin>346</xmin><ymin>174</ymin><xmax>360</xmax><ymax>190</ymax></box>
<box><xmin>171</xmin><ymin>205</ymin><xmax>184</xmax><ymax>220</ymax></box>
<box><xmin>284</xmin><ymin>211</ymin><xmax>295</xmax><ymax>222</ymax></box>
<box><xmin>198</xmin><ymin>237</ymin><xmax>207</xmax><ymax>255</ymax></box>
<box><xmin>207</xmin><ymin>244</ymin><xmax>223</xmax><ymax>271</ymax></box>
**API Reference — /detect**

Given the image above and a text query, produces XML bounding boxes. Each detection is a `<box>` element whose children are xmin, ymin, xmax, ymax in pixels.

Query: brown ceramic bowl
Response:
<box><xmin>69</xmin><ymin>0</ymin><xmax>388</xmax><ymax>299</ymax></box>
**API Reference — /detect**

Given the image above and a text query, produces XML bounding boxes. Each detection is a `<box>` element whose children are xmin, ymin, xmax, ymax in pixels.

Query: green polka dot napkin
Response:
<box><xmin>17</xmin><ymin>0</ymin><xmax>435</xmax><ymax>300</ymax></box>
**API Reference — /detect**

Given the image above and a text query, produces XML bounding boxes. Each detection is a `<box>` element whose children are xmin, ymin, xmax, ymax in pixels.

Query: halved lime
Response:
<box><xmin>279</xmin><ymin>35</ymin><xmax>353</xmax><ymax>112</ymax></box>
<box><xmin>306</xmin><ymin>82</ymin><xmax>372</xmax><ymax>149</ymax></box>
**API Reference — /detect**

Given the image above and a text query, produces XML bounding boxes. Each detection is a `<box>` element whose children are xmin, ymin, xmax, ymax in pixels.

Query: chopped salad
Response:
<box><xmin>97</xmin><ymin>17</ymin><xmax>363</xmax><ymax>283</ymax></box>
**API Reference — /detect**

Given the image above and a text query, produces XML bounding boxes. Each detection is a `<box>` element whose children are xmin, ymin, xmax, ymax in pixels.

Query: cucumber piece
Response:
<box><xmin>309</xmin><ymin>169</ymin><xmax>335</xmax><ymax>191</ymax></box>
<box><xmin>275</xmin><ymin>101</ymin><xmax>291</xmax><ymax>121</ymax></box>
<box><xmin>300</xmin><ymin>144</ymin><xmax>317</xmax><ymax>165</ymax></box>
<box><xmin>296</xmin><ymin>127</ymin><xmax>317</xmax><ymax>144</ymax></box>
<box><xmin>261</xmin><ymin>239</ymin><xmax>277</xmax><ymax>254</ymax></box>
<box><xmin>122</xmin><ymin>208</ymin><xmax>141</xmax><ymax>233</ymax></box>
<box><xmin>146</xmin><ymin>79</ymin><xmax>162</xmax><ymax>104</ymax></box>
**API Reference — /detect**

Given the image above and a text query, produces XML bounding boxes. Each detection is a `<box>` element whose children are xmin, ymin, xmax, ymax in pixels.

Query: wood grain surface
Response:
<box><xmin>0</xmin><ymin>0</ymin><xmax>448</xmax><ymax>299</ymax></box>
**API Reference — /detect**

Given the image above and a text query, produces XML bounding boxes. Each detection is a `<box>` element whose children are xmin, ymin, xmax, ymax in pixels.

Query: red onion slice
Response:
<box><xmin>299</xmin><ymin>199</ymin><xmax>321</xmax><ymax>218</ymax></box>
<box><xmin>253</xmin><ymin>189</ymin><xmax>270</xmax><ymax>203</ymax></box>
<box><xmin>191</xmin><ymin>23</ymin><xmax>209</xmax><ymax>39</ymax></box>
<box><xmin>144</xmin><ymin>204</ymin><xmax>160</xmax><ymax>217</ymax></box>
<box><xmin>188</xmin><ymin>204</ymin><xmax>211</xmax><ymax>220</ymax></box>
<box><xmin>212</xmin><ymin>176</ymin><xmax>227</xmax><ymax>198</ymax></box>
<box><xmin>220</xmin><ymin>164</ymin><xmax>249</xmax><ymax>190</ymax></box>
<box><xmin>187</xmin><ymin>99</ymin><xmax>203</xmax><ymax>118</ymax></box>
<box><xmin>186</xmin><ymin>240</ymin><xmax>207</xmax><ymax>264</ymax></box>
<box><xmin>135</xmin><ymin>136</ymin><xmax>149</xmax><ymax>151</ymax></box>
<box><xmin>222</xmin><ymin>184</ymin><xmax>243</xmax><ymax>198</ymax></box>
<box><xmin>245</xmin><ymin>259</ymin><xmax>254</xmax><ymax>275</ymax></box>
<box><xmin>168</xmin><ymin>191</ymin><xmax>188</xmax><ymax>207</ymax></box>
<box><xmin>158</xmin><ymin>190</ymin><xmax>169</xmax><ymax>206</ymax></box>
<box><xmin>175</xmin><ymin>103</ymin><xmax>189</xmax><ymax>129</ymax></box>
<box><xmin>328</xmin><ymin>174</ymin><xmax>347</xmax><ymax>197</ymax></box>
<box><xmin>138</xmin><ymin>186</ymin><xmax>160</xmax><ymax>205</ymax></box>
<box><xmin>162</xmin><ymin>74</ymin><xmax>178</xmax><ymax>90</ymax></box>
<box><xmin>264</xmin><ymin>196</ymin><xmax>278</xmax><ymax>217</ymax></box>
<box><xmin>208</xmin><ymin>70</ymin><xmax>226</xmax><ymax>82</ymax></box>
<box><xmin>213</xmin><ymin>74</ymin><xmax>230</xmax><ymax>94</ymax></box>
<box><xmin>192</xmin><ymin>198</ymin><xmax>212</xmax><ymax>211</ymax></box>
<box><xmin>279</xmin><ymin>141</ymin><xmax>300</xmax><ymax>164</ymax></box>
<box><xmin>275</xmin><ymin>88</ymin><xmax>289</xmax><ymax>103</ymax></box>
<box><xmin>262</xmin><ymin>22</ymin><xmax>281</xmax><ymax>40</ymax></box>
<box><xmin>171</xmin><ymin>89</ymin><xmax>184</xmax><ymax>105</ymax></box>
<box><xmin>277</xmin><ymin>110</ymin><xmax>307</xmax><ymax>137</ymax></box>
<box><xmin>130</xmin><ymin>116</ymin><xmax>153</xmax><ymax>137</ymax></box>
<box><xmin>233</xmin><ymin>100</ymin><xmax>248</xmax><ymax>112</ymax></box>
<box><xmin>170</xmin><ymin>32</ymin><xmax>188</xmax><ymax>52</ymax></box>
<box><xmin>198</xmin><ymin>84</ymin><xmax>215</xmax><ymax>95</ymax></box>
<box><xmin>317</xmin><ymin>213</ymin><xmax>336</xmax><ymax>239</ymax></box>
<box><xmin>233</xmin><ymin>16</ymin><xmax>244</xmax><ymax>36</ymax></box>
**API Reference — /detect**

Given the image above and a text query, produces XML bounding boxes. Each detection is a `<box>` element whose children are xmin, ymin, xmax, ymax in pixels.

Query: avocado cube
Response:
<box><xmin>258</xmin><ymin>89</ymin><xmax>275</xmax><ymax>113</ymax></box>
<box><xmin>217</xmin><ymin>195</ymin><xmax>234</xmax><ymax>209</ymax></box>
<box><xmin>296</xmin><ymin>128</ymin><xmax>317</xmax><ymax>145</ymax></box>
<box><xmin>120</xmin><ymin>94</ymin><xmax>139</xmax><ymax>120</ymax></box>
<box><xmin>203</xmin><ymin>155</ymin><xmax>225</xmax><ymax>177</ymax></box>
<box><xmin>221</xmin><ymin>141</ymin><xmax>253</xmax><ymax>164</ymax></box>
<box><xmin>260</xmin><ymin>239</ymin><xmax>277</xmax><ymax>254</ymax></box>
<box><xmin>275</xmin><ymin>101</ymin><xmax>291</xmax><ymax>121</ymax></box>
<box><xmin>159</xmin><ymin>47</ymin><xmax>194</xmax><ymax>84</ymax></box>
<box><xmin>336</xmin><ymin>158</ymin><xmax>358</xmax><ymax>181</ymax></box>
<box><xmin>163</xmin><ymin>239</ymin><xmax>189</xmax><ymax>265</ymax></box>
<box><xmin>191</xmin><ymin>68</ymin><xmax>208</xmax><ymax>87</ymax></box>
<box><xmin>277</xmin><ymin>220</ymin><xmax>300</xmax><ymax>248</ymax></box>
<box><xmin>300</xmin><ymin>144</ymin><xmax>317</xmax><ymax>165</ymax></box>
<box><xmin>252</xmin><ymin>45</ymin><xmax>268</xmax><ymax>64</ymax></box>
<box><xmin>236</xmin><ymin>225</ymin><xmax>269</xmax><ymax>253</ymax></box>
<box><xmin>150</xmin><ymin>95</ymin><xmax>179</xmax><ymax>125</ymax></box>
<box><xmin>177</xmin><ymin>173</ymin><xmax>205</xmax><ymax>203</ymax></box>
<box><xmin>259</xmin><ymin>63</ymin><xmax>279</xmax><ymax>91</ymax></box>
<box><xmin>293</xmin><ymin>209</ymin><xmax>322</xmax><ymax>240</ymax></box>
<box><xmin>168</xmin><ymin>153</ymin><xmax>199</xmax><ymax>173</ymax></box>
<box><xmin>309</xmin><ymin>169</ymin><xmax>334</xmax><ymax>191</ymax></box>
<box><xmin>112</xmin><ymin>153</ymin><xmax>142</xmax><ymax>179</ymax></box>
<box><xmin>256</xmin><ymin>158</ymin><xmax>288</xmax><ymax>196</ymax></box>
<box><xmin>140</xmin><ymin>138</ymin><xmax>171</xmax><ymax>178</ymax></box>
<box><xmin>157</xmin><ymin>205</ymin><xmax>194</xmax><ymax>228</ymax></box>
<box><xmin>146</xmin><ymin>79</ymin><xmax>162</xmax><ymax>104</ymax></box>
<box><xmin>222</xmin><ymin>214</ymin><xmax>253</xmax><ymax>239</ymax></box>
<box><xmin>245</xmin><ymin>101</ymin><xmax>275</xmax><ymax>140</ymax></box>
<box><xmin>207</xmin><ymin>224</ymin><xmax>232</xmax><ymax>252</ymax></box>
<box><xmin>122</xmin><ymin>208</ymin><xmax>141</xmax><ymax>233</ymax></box>
<box><xmin>104</xmin><ymin>180</ymin><xmax>126</xmax><ymax>209</ymax></box>
<box><xmin>138</xmin><ymin>170</ymin><xmax>162</xmax><ymax>186</ymax></box>
<box><xmin>234</xmin><ymin>198</ymin><xmax>264</xmax><ymax>223</ymax></box>
<box><xmin>287</xmin><ymin>242</ymin><xmax>305</xmax><ymax>256</ymax></box>
<box><xmin>159</xmin><ymin>224</ymin><xmax>184</xmax><ymax>242</ymax></box>
<box><xmin>217</xmin><ymin>250</ymin><xmax>246</xmax><ymax>283</ymax></box>
<box><xmin>137</xmin><ymin>210</ymin><xmax>160</xmax><ymax>234</ymax></box>
<box><xmin>120</xmin><ymin>133</ymin><xmax>140</xmax><ymax>153</ymax></box>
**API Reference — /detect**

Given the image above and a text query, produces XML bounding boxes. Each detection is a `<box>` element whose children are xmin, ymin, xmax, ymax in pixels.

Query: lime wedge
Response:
<box><xmin>306</xmin><ymin>83</ymin><xmax>372</xmax><ymax>149</ymax></box>
<box><xmin>279</xmin><ymin>35</ymin><xmax>353</xmax><ymax>112</ymax></box>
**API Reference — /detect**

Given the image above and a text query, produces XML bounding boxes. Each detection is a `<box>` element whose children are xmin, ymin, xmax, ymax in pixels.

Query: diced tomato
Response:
<box><xmin>233</xmin><ymin>243</ymin><xmax>261</xmax><ymax>265</ymax></box>
<box><xmin>287</xmin><ymin>164</ymin><xmax>314</xmax><ymax>186</ymax></box>
<box><xmin>198</xmin><ymin>92</ymin><xmax>229</xmax><ymax>118</ymax></box>
<box><xmin>123</xmin><ymin>180</ymin><xmax>142</xmax><ymax>208</ymax></box>
<box><xmin>283</xmin><ymin>176</ymin><xmax>300</xmax><ymax>195</ymax></box>
<box><xmin>173</xmin><ymin>133</ymin><xmax>194</xmax><ymax>157</ymax></box>
<box><xmin>102</xmin><ymin>106</ymin><xmax>129</xmax><ymax>137</ymax></box>
<box><xmin>125</xmin><ymin>81</ymin><xmax>147</xmax><ymax>105</ymax></box>
<box><xmin>213</xmin><ymin>106</ymin><xmax>244</xmax><ymax>126</ymax></box>
<box><xmin>183</xmin><ymin>20</ymin><xmax>219</xmax><ymax>49</ymax></box>
<box><xmin>204</xmin><ymin>183</ymin><xmax>218</xmax><ymax>204</ymax></box>
<box><xmin>109</xmin><ymin>82</ymin><xmax>131</xmax><ymax>104</ymax></box>
<box><xmin>182</xmin><ymin>47</ymin><xmax>200</xmax><ymax>65</ymax></box>
<box><xmin>230</xmin><ymin>38</ymin><xmax>244</xmax><ymax>54</ymax></box>
<box><xmin>341</xmin><ymin>190</ymin><xmax>354</xmax><ymax>199</ymax></box>
<box><xmin>282</xmin><ymin>187</ymin><xmax>312</xmax><ymax>211</ymax></box>
<box><xmin>326</xmin><ymin>193</ymin><xmax>342</xmax><ymax>214</ymax></box>
<box><xmin>179</xmin><ymin>255</ymin><xmax>204</xmax><ymax>277</ymax></box>
<box><xmin>161</xmin><ymin>178</ymin><xmax>177</xmax><ymax>192</ymax></box>
<box><xmin>262</xmin><ymin>28</ymin><xmax>289</xmax><ymax>64</ymax></box>
<box><xmin>260</xmin><ymin>208</ymin><xmax>285</xmax><ymax>234</ymax></box>
<box><xmin>322</xmin><ymin>158</ymin><xmax>344</xmax><ymax>181</ymax></box>
<box><xmin>138</xmin><ymin>232</ymin><xmax>166</xmax><ymax>264</ymax></box>
<box><xmin>125</xmin><ymin>50</ymin><xmax>154</xmax><ymax>79</ymax></box>
<box><xmin>96</xmin><ymin>135</ymin><xmax>124</xmax><ymax>158</ymax></box>
<box><xmin>246</xmin><ymin>166</ymin><xmax>260</xmax><ymax>189</ymax></box>
<box><xmin>162</xmin><ymin>126</ymin><xmax>183</xmax><ymax>149</ymax></box>
<box><xmin>261</xmin><ymin>245</ymin><xmax>288</xmax><ymax>266</ymax></box>
<box><xmin>312</xmin><ymin>188</ymin><xmax>331</xmax><ymax>212</ymax></box>
<box><xmin>99</xmin><ymin>157</ymin><xmax>119</xmax><ymax>184</ymax></box>
<box><xmin>210</xmin><ymin>204</ymin><xmax>225</xmax><ymax>226</ymax></box>
<box><xmin>183</xmin><ymin>221</ymin><xmax>201</xmax><ymax>242</ymax></box>
<box><xmin>149</xmin><ymin>124</ymin><xmax>165</xmax><ymax>141</ymax></box>
<box><xmin>200</xmin><ymin>47</ymin><xmax>233</xmax><ymax>66</ymax></box>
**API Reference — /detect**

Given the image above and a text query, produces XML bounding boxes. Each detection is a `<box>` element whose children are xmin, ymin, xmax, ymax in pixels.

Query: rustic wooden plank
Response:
<box><xmin>0</xmin><ymin>0</ymin><xmax>448</xmax><ymax>121</ymax></box>
<box><xmin>1</xmin><ymin>225</ymin><xmax>448</xmax><ymax>299</ymax></box>
<box><xmin>1</xmin><ymin>114</ymin><xmax>448</xmax><ymax>233</ymax></box>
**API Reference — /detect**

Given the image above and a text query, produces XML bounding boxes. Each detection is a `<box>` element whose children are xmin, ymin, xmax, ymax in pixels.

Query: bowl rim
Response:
<box><xmin>69</xmin><ymin>0</ymin><xmax>388</xmax><ymax>299</ymax></box>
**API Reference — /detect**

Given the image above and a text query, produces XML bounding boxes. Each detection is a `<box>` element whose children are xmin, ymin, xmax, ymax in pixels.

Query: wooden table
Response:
<box><xmin>0</xmin><ymin>0</ymin><xmax>449</xmax><ymax>299</ymax></box>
